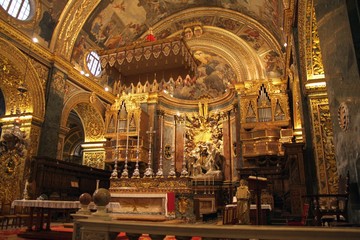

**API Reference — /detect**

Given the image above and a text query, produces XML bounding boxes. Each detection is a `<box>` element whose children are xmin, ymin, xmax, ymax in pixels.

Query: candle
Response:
<box><xmin>173</xmin><ymin>117</ymin><xmax>176</xmax><ymax>153</ymax></box>
<box><xmin>137</xmin><ymin>117</ymin><xmax>140</xmax><ymax>149</ymax></box>
<box><xmin>212</xmin><ymin>176</ymin><xmax>215</xmax><ymax>194</ymax></box>
<box><xmin>96</xmin><ymin>180</ymin><xmax>99</xmax><ymax>190</ymax></box>
<box><xmin>194</xmin><ymin>178</ymin><xmax>197</xmax><ymax>194</ymax></box>
<box><xmin>160</xmin><ymin>115</ymin><xmax>163</xmax><ymax>148</ymax></box>
<box><xmin>126</xmin><ymin>113</ymin><xmax>130</xmax><ymax>154</ymax></box>
<box><xmin>115</xmin><ymin>117</ymin><xmax>120</xmax><ymax>161</ymax></box>
<box><xmin>183</xmin><ymin>119</ymin><xmax>186</xmax><ymax>153</ymax></box>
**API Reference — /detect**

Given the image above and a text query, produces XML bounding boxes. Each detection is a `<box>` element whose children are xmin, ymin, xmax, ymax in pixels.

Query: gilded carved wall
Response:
<box><xmin>83</xmin><ymin>151</ymin><xmax>105</xmax><ymax>169</ymax></box>
<box><xmin>309</xmin><ymin>98</ymin><xmax>338</xmax><ymax>194</ymax></box>
<box><xmin>74</xmin><ymin>103</ymin><xmax>105</xmax><ymax>142</ymax></box>
<box><xmin>54</xmin><ymin>0</ymin><xmax>100</xmax><ymax>59</ymax></box>
<box><xmin>0</xmin><ymin>0</ymin><xmax>348</xmax><ymax>212</ymax></box>
<box><xmin>297</xmin><ymin>0</ymin><xmax>338</xmax><ymax>194</ymax></box>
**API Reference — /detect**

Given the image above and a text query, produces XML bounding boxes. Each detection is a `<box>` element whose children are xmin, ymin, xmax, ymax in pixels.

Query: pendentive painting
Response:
<box><xmin>37</xmin><ymin>0</ymin><xmax>69</xmax><ymax>47</ymax></box>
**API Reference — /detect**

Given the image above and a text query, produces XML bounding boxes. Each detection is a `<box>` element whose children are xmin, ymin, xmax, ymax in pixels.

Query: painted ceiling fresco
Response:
<box><xmin>81</xmin><ymin>0</ymin><xmax>283</xmax><ymax>49</ymax></box>
<box><xmin>68</xmin><ymin>0</ymin><xmax>284</xmax><ymax>100</ymax></box>
<box><xmin>173</xmin><ymin>50</ymin><xmax>236</xmax><ymax>100</ymax></box>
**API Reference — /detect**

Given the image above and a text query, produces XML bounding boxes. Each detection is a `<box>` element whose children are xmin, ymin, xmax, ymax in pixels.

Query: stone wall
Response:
<box><xmin>314</xmin><ymin>0</ymin><xmax>360</xmax><ymax>223</ymax></box>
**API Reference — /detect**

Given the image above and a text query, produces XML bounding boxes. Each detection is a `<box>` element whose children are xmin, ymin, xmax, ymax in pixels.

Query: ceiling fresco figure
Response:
<box><xmin>220</xmin><ymin>0</ymin><xmax>282</xmax><ymax>41</ymax></box>
<box><xmin>173</xmin><ymin>50</ymin><xmax>236</xmax><ymax>100</ymax></box>
<box><xmin>263</xmin><ymin>50</ymin><xmax>284</xmax><ymax>78</ymax></box>
<box><xmin>240</xmin><ymin>28</ymin><xmax>263</xmax><ymax>52</ymax></box>
<box><xmin>39</xmin><ymin>7</ymin><xmax>57</xmax><ymax>43</ymax></box>
<box><xmin>71</xmin><ymin>35</ymin><xmax>88</xmax><ymax>68</ymax></box>
<box><xmin>85</xmin><ymin>0</ymin><xmax>147</xmax><ymax>49</ymax></box>
<box><xmin>80</xmin><ymin>0</ymin><xmax>283</xmax><ymax>51</ymax></box>
<box><xmin>37</xmin><ymin>0</ymin><xmax>68</xmax><ymax>47</ymax></box>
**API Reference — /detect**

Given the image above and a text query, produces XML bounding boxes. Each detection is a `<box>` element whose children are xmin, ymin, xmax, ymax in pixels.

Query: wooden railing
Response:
<box><xmin>73</xmin><ymin>218</ymin><xmax>360</xmax><ymax>240</ymax></box>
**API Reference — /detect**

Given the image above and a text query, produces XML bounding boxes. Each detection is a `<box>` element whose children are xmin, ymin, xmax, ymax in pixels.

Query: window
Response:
<box><xmin>0</xmin><ymin>0</ymin><xmax>31</xmax><ymax>20</ymax></box>
<box><xmin>86</xmin><ymin>51</ymin><xmax>102</xmax><ymax>77</ymax></box>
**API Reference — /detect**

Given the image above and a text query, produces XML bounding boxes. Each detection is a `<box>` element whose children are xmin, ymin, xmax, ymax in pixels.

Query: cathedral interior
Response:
<box><xmin>0</xmin><ymin>0</ymin><xmax>360</xmax><ymax>229</ymax></box>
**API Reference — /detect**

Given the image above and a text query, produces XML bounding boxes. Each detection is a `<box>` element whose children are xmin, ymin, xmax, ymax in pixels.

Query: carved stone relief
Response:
<box><xmin>83</xmin><ymin>151</ymin><xmax>105</xmax><ymax>169</ymax></box>
<box><xmin>74</xmin><ymin>103</ymin><xmax>105</xmax><ymax>142</ymax></box>
<box><xmin>310</xmin><ymin>98</ymin><xmax>338</xmax><ymax>194</ymax></box>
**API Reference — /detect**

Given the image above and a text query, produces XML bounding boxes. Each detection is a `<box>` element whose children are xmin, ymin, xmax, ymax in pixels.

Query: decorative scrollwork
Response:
<box><xmin>0</xmin><ymin>117</ymin><xmax>29</xmax><ymax>202</ymax></box>
<box><xmin>338</xmin><ymin>102</ymin><xmax>349</xmax><ymax>131</ymax></box>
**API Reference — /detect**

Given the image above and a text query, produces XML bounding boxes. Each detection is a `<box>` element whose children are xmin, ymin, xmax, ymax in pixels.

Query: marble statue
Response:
<box><xmin>235</xmin><ymin>179</ymin><xmax>251</xmax><ymax>224</ymax></box>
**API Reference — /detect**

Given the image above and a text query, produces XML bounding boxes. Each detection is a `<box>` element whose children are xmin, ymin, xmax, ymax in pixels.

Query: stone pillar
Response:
<box><xmin>37</xmin><ymin>67</ymin><xmax>67</xmax><ymax>159</ymax></box>
<box><xmin>314</xmin><ymin>0</ymin><xmax>360</xmax><ymax>223</ymax></box>
<box><xmin>314</xmin><ymin>0</ymin><xmax>360</xmax><ymax>222</ymax></box>
<box><xmin>57</xmin><ymin>126</ymin><xmax>69</xmax><ymax>160</ymax></box>
<box><xmin>82</xmin><ymin>142</ymin><xmax>106</xmax><ymax>169</ymax></box>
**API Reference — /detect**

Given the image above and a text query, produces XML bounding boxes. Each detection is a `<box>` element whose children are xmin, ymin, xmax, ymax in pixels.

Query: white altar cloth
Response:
<box><xmin>12</xmin><ymin>199</ymin><xmax>120</xmax><ymax>211</ymax></box>
<box><xmin>12</xmin><ymin>199</ymin><xmax>81</xmax><ymax>209</ymax></box>
<box><xmin>225</xmin><ymin>203</ymin><xmax>272</xmax><ymax>211</ymax></box>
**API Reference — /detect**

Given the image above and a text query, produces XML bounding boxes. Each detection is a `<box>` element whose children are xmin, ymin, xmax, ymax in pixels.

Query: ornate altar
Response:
<box><xmin>97</xmin><ymin>25</ymin><xmax>294</xmax><ymax>221</ymax></box>
<box><xmin>109</xmin><ymin>177</ymin><xmax>193</xmax><ymax>220</ymax></box>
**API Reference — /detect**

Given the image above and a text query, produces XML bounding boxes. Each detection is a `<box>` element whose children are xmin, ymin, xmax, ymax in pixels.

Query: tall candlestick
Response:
<box><xmin>180</xmin><ymin>116</ymin><xmax>189</xmax><ymax>177</ymax></box>
<box><xmin>111</xmin><ymin>116</ymin><xmax>120</xmax><ymax>179</ymax></box>
<box><xmin>121</xmin><ymin>111</ymin><xmax>130</xmax><ymax>178</ymax></box>
<box><xmin>145</xmin><ymin>127</ymin><xmax>155</xmax><ymax>177</ymax></box>
<box><xmin>168</xmin><ymin>116</ymin><xmax>176</xmax><ymax>178</ymax></box>
<box><xmin>156</xmin><ymin>112</ymin><xmax>164</xmax><ymax>177</ymax></box>
<box><xmin>160</xmin><ymin>115</ymin><xmax>163</xmax><ymax>146</ymax></box>
<box><xmin>132</xmin><ymin>112</ymin><xmax>141</xmax><ymax>178</ymax></box>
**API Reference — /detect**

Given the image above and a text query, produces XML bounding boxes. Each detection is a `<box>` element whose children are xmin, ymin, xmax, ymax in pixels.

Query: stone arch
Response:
<box><xmin>184</xmin><ymin>26</ymin><xmax>265</xmax><ymax>82</ymax></box>
<box><xmin>0</xmin><ymin>37</ymin><xmax>46</xmax><ymax>201</ymax></box>
<box><xmin>151</xmin><ymin>7</ymin><xmax>282</xmax><ymax>83</ymax></box>
<box><xmin>51</xmin><ymin>0</ymin><xmax>101</xmax><ymax>60</ymax></box>
<box><xmin>61</xmin><ymin>91</ymin><xmax>106</xmax><ymax>142</ymax></box>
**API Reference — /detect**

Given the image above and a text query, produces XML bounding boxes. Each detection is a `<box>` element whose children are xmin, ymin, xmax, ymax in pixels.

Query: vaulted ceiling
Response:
<box><xmin>44</xmin><ymin>0</ymin><xmax>291</xmax><ymax>93</ymax></box>
<box><xmin>0</xmin><ymin>0</ymin><xmax>295</xmax><ymax>103</ymax></box>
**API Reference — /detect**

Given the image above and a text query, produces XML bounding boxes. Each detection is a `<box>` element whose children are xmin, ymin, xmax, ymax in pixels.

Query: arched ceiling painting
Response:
<box><xmin>65</xmin><ymin>0</ymin><xmax>284</xmax><ymax>100</ymax></box>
